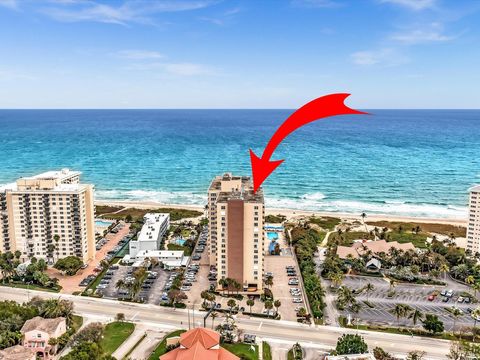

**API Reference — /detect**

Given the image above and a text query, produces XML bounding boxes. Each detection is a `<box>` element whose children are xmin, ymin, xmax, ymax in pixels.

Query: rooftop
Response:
<box><xmin>0</xmin><ymin>345</ymin><xmax>35</xmax><ymax>360</ymax></box>
<box><xmin>470</xmin><ymin>185</ymin><xmax>480</xmax><ymax>193</ymax></box>
<box><xmin>21</xmin><ymin>316</ymin><xmax>65</xmax><ymax>335</ymax></box>
<box><xmin>210</xmin><ymin>173</ymin><xmax>263</xmax><ymax>203</ymax></box>
<box><xmin>136</xmin><ymin>213</ymin><xmax>169</xmax><ymax>243</ymax></box>
<box><xmin>160</xmin><ymin>328</ymin><xmax>239</xmax><ymax>360</ymax></box>
<box><xmin>22</xmin><ymin>168</ymin><xmax>81</xmax><ymax>181</ymax></box>
<box><xmin>337</xmin><ymin>239</ymin><xmax>415</xmax><ymax>259</ymax></box>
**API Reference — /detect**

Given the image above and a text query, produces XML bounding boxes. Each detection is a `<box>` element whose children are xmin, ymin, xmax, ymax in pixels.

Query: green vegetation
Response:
<box><xmin>62</xmin><ymin>322</ymin><xmax>115</xmax><ymax>360</ymax></box>
<box><xmin>222</xmin><ymin>342</ymin><xmax>258</xmax><ymax>360</ymax></box>
<box><xmin>290</xmin><ymin>226</ymin><xmax>326</xmax><ymax>319</ymax></box>
<box><xmin>0</xmin><ymin>298</ymin><xmax>75</xmax><ymax>350</ymax></box>
<box><xmin>308</xmin><ymin>216</ymin><xmax>341</xmax><ymax>231</ymax></box>
<box><xmin>148</xmin><ymin>330</ymin><xmax>185</xmax><ymax>360</ymax></box>
<box><xmin>287</xmin><ymin>343</ymin><xmax>303</xmax><ymax>360</ymax></box>
<box><xmin>99</xmin><ymin>321</ymin><xmax>135</xmax><ymax>355</ymax></box>
<box><xmin>0</xmin><ymin>252</ymin><xmax>60</xmax><ymax>291</ymax></box>
<box><xmin>367</xmin><ymin>220</ymin><xmax>466</xmax><ymax>238</ymax></box>
<box><xmin>265</xmin><ymin>214</ymin><xmax>286</xmax><ymax>223</ymax></box>
<box><xmin>54</xmin><ymin>256</ymin><xmax>84</xmax><ymax>275</ymax></box>
<box><xmin>95</xmin><ymin>205</ymin><xmax>124</xmax><ymax>216</ymax></box>
<box><xmin>387</xmin><ymin>231</ymin><xmax>428</xmax><ymax>248</ymax></box>
<box><xmin>262</xmin><ymin>341</ymin><xmax>272</xmax><ymax>360</ymax></box>
<box><xmin>330</xmin><ymin>231</ymin><xmax>373</xmax><ymax>246</ymax></box>
<box><xmin>335</xmin><ymin>334</ymin><xmax>368</xmax><ymax>355</ymax></box>
<box><xmin>106</xmin><ymin>207</ymin><xmax>202</xmax><ymax>222</ymax></box>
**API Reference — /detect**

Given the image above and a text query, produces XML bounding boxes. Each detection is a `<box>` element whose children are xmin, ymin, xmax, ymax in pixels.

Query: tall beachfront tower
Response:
<box><xmin>207</xmin><ymin>173</ymin><xmax>265</xmax><ymax>292</ymax></box>
<box><xmin>0</xmin><ymin>169</ymin><xmax>95</xmax><ymax>263</ymax></box>
<box><xmin>467</xmin><ymin>185</ymin><xmax>480</xmax><ymax>254</ymax></box>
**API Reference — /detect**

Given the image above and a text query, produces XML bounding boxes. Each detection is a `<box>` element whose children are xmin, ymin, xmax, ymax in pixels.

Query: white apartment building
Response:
<box><xmin>467</xmin><ymin>185</ymin><xmax>480</xmax><ymax>253</ymax></box>
<box><xmin>0</xmin><ymin>169</ymin><xmax>95</xmax><ymax>263</ymax></box>
<box><xmin>129</xmin><ymin>213</ymin><xmax>169</xmax><ymax>257</ymax></box>
<box><xmin>208</xmin><ymin>173</ymin><xmax>266</xmax><ymax>293</ymax></box>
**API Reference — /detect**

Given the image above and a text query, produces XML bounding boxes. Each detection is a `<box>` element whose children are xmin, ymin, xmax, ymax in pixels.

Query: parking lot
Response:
<box><xmin>328</xmin><ymin>275</ymin><xmax>479</xmax><ymax>329</ymax></box>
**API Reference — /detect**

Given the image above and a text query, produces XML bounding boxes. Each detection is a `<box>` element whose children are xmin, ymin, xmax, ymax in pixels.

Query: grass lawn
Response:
<box><xmin>387</xmin><ymin>231</ymin><xmax>428</xmax><ymax>248</ymax></box>
<box><xmin>265</xmin><ymin>214</ymin><xmax>286</xmax><ymax>223</ymax></box>
<box><xmin>167</xmin><ymin>243</ymin><xmax>192</xmax><ymax>256</ymax></box>
<box><xmin>95</xmin><ymin>205</ymin><xmax>124</xmax><ymax>216</ymax></box>
<box><xmin>106</xmin><ymin>207</ymin><xmax>202</xmax><ymax>222</ymax></box>
<box><xmin>148</xmin><ymin>330</ymin><xmax>186</xmax><ymax>360</ymax></box>
<box><xmin>367</xmin><ymin>220</ymin><xmax>466</xmax><ymax>238</ymax></box>
<box><xmin>307</xmin><ymin>216</ymin><xmax>341</xmax><ymax>231</ymax></box>
<box><xmin>329</xmin><ymin>231</ymin><xmax>373</xmax><ymax>246</ymax></box>
<box><xmin>70</xmin><ymin>315</ymin><xmax>83</xmax><ymax>332</ymax></box>
<box><xmin>263</xmin><ymin>341</ymin><xmax>272</xmax><ymax>360</ymax></box>
<box><xmin>222</xmin><ymin>343</ymin><xmax>259</xmax><ymax>360</ymax></box>
<box><xmin>99</xmin><ymin>321</ymin><xmax>135</xmax><ymax>355</ymax></box>
<box><xmin>0</xmin><ymin>282</ymin><xmax>60</xmax><ymax>293</ymax></box>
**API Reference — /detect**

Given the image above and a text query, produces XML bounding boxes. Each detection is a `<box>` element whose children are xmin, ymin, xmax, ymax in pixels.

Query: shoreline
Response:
<box><xmin>95</xmin><ymin>199</ymin><xmax>467</xmax><ymax>227</ymax></box>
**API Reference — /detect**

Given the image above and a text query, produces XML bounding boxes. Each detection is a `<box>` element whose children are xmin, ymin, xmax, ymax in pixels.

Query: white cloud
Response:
<box><xmin>350</xmin><ymin>48</ymin><xmax>409</xmax><ymax>67</ymax></box>
<box><xmin>391</xmin><ymin>27</ymin><xmax>454</xmax><ymax>44</ymax></box>
<box><xmin>380</xmin><ymin>0</ymin><xmax>437</xmax><ymax>11</ymax></box>
<box><xmin>41</xmin><ymin>0</ymin><xmax>217</xmax><ymax>25</ymax></box>
<box><xmin>0</xmin><ymin>0</ymin><xmax>18</xmax><ymax>10</ymax></box>
<box><xmin>117</xmin><ymin>50</ymin><xmax>164</xmax><ymax>60</ymax></box>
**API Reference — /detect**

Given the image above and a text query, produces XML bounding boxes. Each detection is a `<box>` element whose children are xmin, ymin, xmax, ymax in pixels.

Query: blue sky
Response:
<box><xmin>0</xmin><ymin>0</ymin><xmax>479</xmax><ymax>108</ymax></box>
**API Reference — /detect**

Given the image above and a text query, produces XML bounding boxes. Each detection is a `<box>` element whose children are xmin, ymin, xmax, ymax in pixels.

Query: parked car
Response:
<box><xmin>458</xmin><ymin>296</ymin><xmax>465</xmax><ymax>303</ymax></box>
<box><xmin>427</xmin><ymin>295</ymin><xmax>435</xmax><ymax>301</ymax></box>
<box><xmin>192</xmin><ymin>255</ymin><xmax>201</xmax><ymax>260</ymax></box>
<box><xmin>442</xmin><ymin>297</ymin><xmax>450</xmax><ymax>303</ymax></box>
<box><xmin>292</xmin><ymin>298</ymin><xmax>303</xmax><ymax>303</ymax></box>
<box><xmin>446</xmin><ymin>289</ymin><xmax>454</xmax><ymax>298</ymax></box>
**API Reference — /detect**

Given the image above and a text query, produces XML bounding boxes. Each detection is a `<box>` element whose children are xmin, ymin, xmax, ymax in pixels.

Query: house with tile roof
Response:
<box><xmin>336</xmin><ymin>239</ymin><xmax>415</xmax><ymax>260</ymax></box>
<box><xmin>160</xmin><ymin>328</ymin><xmax>240</xmax><ymax>360</ymax></box>
<box><xmin>21</xmin><ymin>316</ymin><xmax>67</xmax><ymax>359</ymax></box>
<box><xmin>0</xmin><ymin>345</ymin><xmax>36</xmax><ymax>360</ymax></box>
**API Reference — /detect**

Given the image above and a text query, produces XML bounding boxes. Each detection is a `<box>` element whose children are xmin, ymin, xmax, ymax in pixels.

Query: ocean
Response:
<box><xmin>0</xmin><ymin>109</ymin><xmax>479</xmax><ymax>219</ymax></box>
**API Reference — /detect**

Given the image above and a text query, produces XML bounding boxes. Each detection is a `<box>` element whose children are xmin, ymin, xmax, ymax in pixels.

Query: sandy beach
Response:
<box><xmin>95</xmin><ymin>199</ymin><xmax>467</xmax><ymax>227</ymax></box>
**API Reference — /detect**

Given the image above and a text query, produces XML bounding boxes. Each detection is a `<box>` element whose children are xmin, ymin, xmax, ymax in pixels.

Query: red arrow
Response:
<box><xmin>250</xmin><ymin>93</ymin><xmax>367</xmax><ymax>192</ymax></box>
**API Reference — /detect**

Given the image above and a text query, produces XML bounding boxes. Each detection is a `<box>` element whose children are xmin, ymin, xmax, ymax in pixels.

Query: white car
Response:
<box><xmin>292</xmin><ymin>298</ymin><xmax>303</xmax><ymax>303</ymax></box>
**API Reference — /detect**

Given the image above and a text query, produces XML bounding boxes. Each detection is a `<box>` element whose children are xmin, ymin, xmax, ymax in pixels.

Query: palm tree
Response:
<box><xmin>450</xmin><ymin>307</ymin><xmax>463</xmax><ymax>335</ymax></box>
<box><xmin>210</xmin><ymin>311</ymin><xmax>218</xmax><ymax>329</ymax></box>
<box><xmin>466</xmin><ymin>275</ymin><xmax>475</xmax><ymax>285</ymax></box>
<box><xmin>264</xmin><ymin>275</ymin><xmax>274</xmax><ymax>289</ymax></box>
<box><xmin>360</xmin><ymin>212</ymin><xmax>368</xmax><ymax>233</ymax></box>
<box><xmin>389</xmin><ymin>279</ymin><xmax>396</xmax><ymax>292</ymax></box>
<box><xmin>440</xmin><ymin>263</ymin><xmax>450</xmax><ymax>281</ymax></box>
<box><xmin>264</xmin><ymin>300</ymin><xmax>274</xmax><ymax>318</ymax></box>
<box><xmin>472</xmin><ymin>307</ymin><xmax>480</xmax><ymax>342</ymax></box>
<box><xmin>473</xmin><ymin>282</ymin><xmax>480</xmax><ymax>298</ymax></box>
<box><xmin>53</xmin><ymin>235</ymin><xmax>60</xmax><ymax>262</ymax></box>
<box><xmin>298</xmin><ymin>307</ymin><xmax>307</xmax><ymax>318</ymax></box>
<box><xmin>218</xmin><ymin>278</ymin><xmax>227</xmax><ymax>296</ymax></box>
<box><xmin>274</xmin><ymin>299</ymin><xmax>281</xmax><ymax>316</ymax></box>
<box><xmin>227</xmin><ymin>299</ymin><xmax>236</xmax><ymax>315</ymax></box>
<box><xmin>409</xmin><ymin>308</ymin><xmax>424</xmax><ymax>327</ymax></box>
<box><xmin>330</xmin><ymin>272</ymin><xmax>345</xmax><ymax>288</ymax></box>
<box><xmin>364</xmin><ymin>283</ymin><xmax>375</xmax><ymax>301</ymax></box>
<box><xmin>246</xmin><ymin>299</ymin><xmax>254</xmax><ymax>314</ymax></box>
<box><xmin>390</xmin><ymin>304</ymin><xmax>410</xmax><ymax>326</ymax></box>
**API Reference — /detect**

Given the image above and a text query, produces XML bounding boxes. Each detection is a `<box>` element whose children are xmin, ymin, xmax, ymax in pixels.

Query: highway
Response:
<box><xmin>0</xmin><ymin>287</ymin><xmax>451</xmax><ymax>359</ymax></box>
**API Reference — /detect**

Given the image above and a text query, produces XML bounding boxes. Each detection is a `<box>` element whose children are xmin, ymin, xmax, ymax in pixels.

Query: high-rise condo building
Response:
<box><xmin>467</xmin><ymin>185</ymin><xmax>480</xmax><ymax>253</ymax></box>
<box><xmin>0</xmin><ymin>169</ymin><xmax>95</xmax><ymax>263</ymax></box>
<box><xmin>208</xmin><ymin>173</ymin><xmax>265</xmax><ymax>292</ymax></box>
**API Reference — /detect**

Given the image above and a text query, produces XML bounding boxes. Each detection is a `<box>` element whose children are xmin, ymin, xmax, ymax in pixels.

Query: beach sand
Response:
<box><xmin>95</xmin><ymin>199</ymin><xmax>467</xmax><ymax>227</ymax></box>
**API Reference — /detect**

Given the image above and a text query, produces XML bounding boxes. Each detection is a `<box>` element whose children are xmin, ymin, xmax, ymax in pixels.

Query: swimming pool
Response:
<box><xmin>95</xmin><ymin>220</ymin><xmax>113</xmax><ymax>227</ymax></box>
<box><xmin>174</xmin><ymin>238</ymin><xmax>186</xmax><ymax>246</ymax></box>
<box><xmin>267</xmin><ymin>232</ymin><xmax>278</xmax><ymax>241</ymax></box>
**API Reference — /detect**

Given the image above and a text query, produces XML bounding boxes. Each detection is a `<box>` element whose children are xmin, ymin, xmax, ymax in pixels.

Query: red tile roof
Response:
<box><xmin>160</xmin><ymin>328</ymin><xmax>240</xmax><ymax>360</ymax></box>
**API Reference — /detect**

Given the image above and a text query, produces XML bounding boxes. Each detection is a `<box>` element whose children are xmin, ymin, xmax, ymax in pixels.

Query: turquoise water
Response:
<box><xmin>267</xmin><ymin>232</ymin><xmax>279</xmax><ymax>241</ymax></box>
<box><xmin>95</xmin><ymin>220</ymin><xmax>113</xmax><ymax>227</ymax></box>
<box><xmin>174</xmin><ymin>239</ymin><xmax>186</xmax><ymax>246</ymax></box>
<box><xmin>0</xmin><ymin>109</ymin><xmax>479</xmax><ymax>219</ymax></box>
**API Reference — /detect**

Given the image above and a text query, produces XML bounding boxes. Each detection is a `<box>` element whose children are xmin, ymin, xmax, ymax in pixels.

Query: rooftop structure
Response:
<box><xmin>160</xmin><ymin>328</ymin><xmax>239</xmax><ymax>360</ymax></box>
<box><xmin>336</xmin><ymin>240</ymin><xmax>415</xmax><ymax>260</ymax></box>
<box><xmin>129</xmin><ymin>213</ymin><xmax>169</xmax><ymax>257</ymax></box>
<box><xmin>0</xmin><ymin>169</ymin><xmax>95</xmax><ymax>262</ymax></box>
<box><xmin>21</xmin><ymin>317</ymin><xmax>67</xmax><ymax>359</ymax></box>
<box><xmin>125</xmin><ymin>249</ymin><xmax>189</xmax><ymax>269</ymax></box>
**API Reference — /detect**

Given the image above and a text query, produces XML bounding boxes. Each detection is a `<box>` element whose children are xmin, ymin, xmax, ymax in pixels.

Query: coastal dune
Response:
<box><xmin>95</xmin><ymin>199</ymin><xmax>466</xmax><ymax>226</ymax></box>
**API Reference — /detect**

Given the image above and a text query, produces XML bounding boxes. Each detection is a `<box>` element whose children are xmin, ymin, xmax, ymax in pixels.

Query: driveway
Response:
<box><xmin>46</xmin><ymin>222</ymin><xmax>131</xmax><ymax>294</ymax></box>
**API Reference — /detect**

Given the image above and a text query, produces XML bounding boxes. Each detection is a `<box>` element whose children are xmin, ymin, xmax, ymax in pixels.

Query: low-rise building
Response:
<box><xmin>0</xmin><ymin>345</ymin><xmax>36</xmax><ymax>360</ymax></box>
<box><xmin>124</xmin><ymin>249</ymin><xmax>189</xmax><ymax>269</ymax></box>
<box><xmin>129</xmin><ymin>213</ymin><xmax>169</xmax><ymax>257</ymax></box>
<box><xmin>336</xmin><ymin>239</ymin><xmax>415</xmax><ymax>260</ymax></box>
<box><xmin>21</xmin><ymin>316</ymin><xmax>67</xmax><ymax>359</ymax></box>
<box><xmin>160</xmin><ymin>327</ymin><xmax>239</xmax><ymax>360</ymax></box>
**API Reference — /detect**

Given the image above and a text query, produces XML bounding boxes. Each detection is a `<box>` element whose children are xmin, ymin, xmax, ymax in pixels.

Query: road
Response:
<box><xmin>0</xmin><ymin>287</ymin><xmax>452</xmax><ymax>359</ymax></box>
